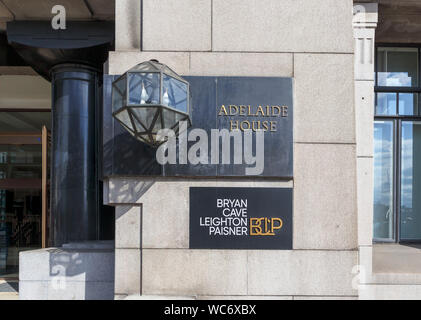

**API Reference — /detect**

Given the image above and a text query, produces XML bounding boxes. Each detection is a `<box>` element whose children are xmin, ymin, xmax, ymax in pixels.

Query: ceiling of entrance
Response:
<box><xmin>0</xmin><ymin>111</ymin><xmax>51</xmax><ymax>132</ymax></box>
<box><xmin>0</xmin><ymin>0</ymin><xmax>114</xmax><ymax>31</ymax></box>
<box><xmin>0</xmin><ymin>75</ymin><xmax>51</xmax><ymax>109</ymax></box>
<box><xmin>356</xmin><ymin>0</ymin><xmax>421</xmax><ymax>43</ymax></box>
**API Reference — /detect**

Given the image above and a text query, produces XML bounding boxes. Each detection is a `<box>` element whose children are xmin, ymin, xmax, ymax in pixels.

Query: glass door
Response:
<box><xmin>400</xmin><ymin>121</ymin><xmax>421</xmax><ymax>240</ymax></box>
<box><xmin>373</xmin><ymin>120</ymin><xmax>395</xmax><ymax>241</ymax></box>
<box><xmin>41</xmin><ymin>126</ymin><xmax>50</xmax><ymax>248</ymax></box>
<box><xmin>0</xmin><ymin>134</ymin><xmax>43</xmax><ymax>277</ymax></box>
<box><xmin>374</xmin><ymin>45</ymin><xmax>421</xmax><ymax>243</ymax></box>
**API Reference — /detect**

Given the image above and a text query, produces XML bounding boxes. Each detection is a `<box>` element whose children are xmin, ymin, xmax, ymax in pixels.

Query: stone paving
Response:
<box><xmin>0</xmin><ymin>280</ymin><xmax>19</xmax><ymax>300</ymax></box>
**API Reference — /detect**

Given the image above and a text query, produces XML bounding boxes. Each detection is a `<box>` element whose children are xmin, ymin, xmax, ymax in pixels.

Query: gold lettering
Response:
<box><xmin>218</xmin><ymin>104</ymin><xmax>285</xmax><ymax>132</ymax></box>
<box><xmin>270</xmin><ymin>121</ymin><xmax>277</xmax><ymax>132</ymax></box>
<box><xmin>229</xmin><ymin>105</ymin><xmax>238</xmax><ymax>115</ymax></box>
<box><xmin>250</xmin><ymin>218</ymin><xmax>263</xmax><ymax>236</ymax></box>
<box><xmin>230</xmin><ymin>120</ymin><xmax>239</xmax><ymax>131</ymax></box>
<box><xmin>256</xmin><ymin>106</ymin><xmax>265</xmax><ymax>116</ymax></box>
<box><xmin>252</xmin><ymin>121</ymin><xmax>261</xmax><ymax>132</ymax></box>
<box><xmin>218</xmin><ymin>105</ymin><xmax>228</xmax><ymax>116</ymax></box>
<box><xmin>262</xmin><ymin>121</ymin><xmax>269</xmax><ymax>131</ymax></box>
<box><xmin>271</xmin><ymin>218</ymin><xmax>283</xmax><ymax>233</ymax></box>
<box><xmin>240</xmin><ymin>120</ymin><xmax>251</xmax><ymax>131</ymax></box>
<box><xmin>250</xmin><ymin>218</ymin><xmax>283</xmax><ymax>236</ymax></box>
<box><xmin>281</xmin><ymin>106</ymin><xmax>288</xmax><ymax>117</ymax></box>
<box><xmin>247</xmin><ymin>105</ymin><xmax>252</xmax><ymax>116</ymax></box>
<box><xmin>272</xmin><ymin>106</ymin><xmax>281</xmax><ymax>116</ymax></box>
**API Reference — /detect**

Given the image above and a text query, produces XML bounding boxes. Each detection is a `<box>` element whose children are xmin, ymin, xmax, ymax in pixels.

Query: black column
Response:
<box><xmin>50</xmin><ymin>64</ymin><xmax>99</xmax><ymax>246</ymax></box>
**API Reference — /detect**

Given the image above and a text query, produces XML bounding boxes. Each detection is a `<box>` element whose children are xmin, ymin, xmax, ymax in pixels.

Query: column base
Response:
<box><xmin>19</xmin><ymin>241</ymin><xmax>114</xmax><ymax>300</ymax></box>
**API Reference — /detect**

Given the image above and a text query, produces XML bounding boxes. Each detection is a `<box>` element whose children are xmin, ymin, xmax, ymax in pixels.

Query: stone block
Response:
<box><xmin>355</xmin><ymin>81</ymin><xmax>374</xmax><ymax>157</ymax></box>
<box><xmin>19</xmin><ymin>248</ymin><xmax>114</xmax><ymax>282</ymax></box>
<box><xmin>189</xmin><ymin>52</ymin><xmax>293</xmax><ymax>77</ymax></box>
<box><xmin>142</xmin><ymin>182</ymin><xmax>189</xmax><ymax>249</ymax></box>
<box><xmin>353</xmin><ymin>3</ymin><xmax>378</xmax><ymax>27</ymax></box>
<box><xmin>19</xmin><ymin>245</ymin><xmax>115</xmax><ymax>300</ymax></box>
<box><xmin>108</xmin><ymin>51</ymin><xmax>189</xmax><ymax>75</ymax></box>
<box><xmin>294</xmin><ymin>53</ymin><xmax>355</xmax><ymax>143</ymax></box>
<box><xmin>212</xmin><ymin>0</ymin><xmax>353</xmax><ymax>53</ymax></box>
<box><xmin>115</xmin><ymin>248</ymin><xmax>141</xmax><ymax>295</ymax></box>
<box><xmin>357</xmin><ymin>158</ymin><xmax>373</xmax><ymax>246</ymax></box>
<box><xmin>360</xmin><ymin>246</ymin><xmax>421</xmax><ymax>287</ymax></box>
<box><xmin>373</xmin><ymin>244</ymin><xmax>421</xmax><ymax>274</ymax></box>
<box><xmin>142</xmin><ymin>249</ymin><xmax>247</xmax><ymax>296</ymax></box>
<box><xmin>115</xmin><ymin>0</ymin><xmax>141</xmax><ymax>50</ymax></box>
<box><xmin>115</xmin><ymin>206</ymin><xmax>141</xmax><ymax>249</ymax></box>
<box><xmin>248</xmin><ymin>250</ymin><xmax>358</xmax><ymax>296</ymax></box>
<box><xmin>293</xmin><ymin>143</ymin><xmax>357</xmax><ymax>249</ymax></box>
<box><xmin>19</xmin><ymin>281</ymin><xmax>48</xmax><ymax>300</ymax></box>
<box><xmin>19</xmin><ymin>280</ymin><xmax>114</xmax><ymax>300</ymax></box>
<box><xmin>143</xmin><ymin>0</ymin><xmax>211</xmax><ymax>51</ymax></box>
<box><xmin>359</xmin><ymin>284</ymin><xmax>421</xmax><ymax>300</ymax></box>
<box><xmin>19</xmin><ymin>249</ymin><xmax>50</xmax><ymax>281</ymax></box>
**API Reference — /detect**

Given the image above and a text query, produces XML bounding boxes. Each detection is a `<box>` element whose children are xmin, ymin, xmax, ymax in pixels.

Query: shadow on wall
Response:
<box><xmin>102</xmin><ymin>74</ymin><xmax>162</xmax><ymax>179</ymax></box>
<box><xmin>48</xmin><ymin>245</ymin><xmax>115</xmax><ymax>300</ymax></box>
<box><xmin>103</xmin><ymin>128</ymin><xmax>158</xmax><ymax>216</ymax></box>
<box><xmin>104</xmin><ymin>131</ymin><xmax>162</xmax><ymax>177</ymax></box>
<box><xmin>102</xmin><ymin>74</ymin><xmax>170</xmax><ymax>214</ymax></box>
<box><xmin>106</xmin><ymin>173</ymin><xmax>155</xmax><ymax>216</ymax></box>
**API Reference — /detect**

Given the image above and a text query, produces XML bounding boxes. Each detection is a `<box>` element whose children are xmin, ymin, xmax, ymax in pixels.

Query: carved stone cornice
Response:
<box><xmin>353</xmin><ymin>3</ymin><xmax>379</xmax><ymax>81</ymax></box>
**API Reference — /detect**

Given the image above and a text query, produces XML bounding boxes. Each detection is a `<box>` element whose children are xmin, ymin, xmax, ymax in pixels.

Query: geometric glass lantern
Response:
<box><xmin>111</xmin><ymin>59</ymin><xmax>192</xmax><ymax>147</ymax></box>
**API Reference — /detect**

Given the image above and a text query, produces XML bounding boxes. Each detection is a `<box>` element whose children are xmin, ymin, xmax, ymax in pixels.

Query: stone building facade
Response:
<box><xmin>6</xmin><ymin>0</ymin><xmax>421</xmax><ymax>300</ymax></box>
<box><xmin>106</xmin><ymin>0</ymin><xmax>358</xmax><ymax>300</ymax></box>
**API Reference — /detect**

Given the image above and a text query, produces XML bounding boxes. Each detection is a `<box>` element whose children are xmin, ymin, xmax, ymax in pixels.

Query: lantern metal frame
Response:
<box><xmin>111</xmin><ymin>60</ymin><xmax>192</xmax><ymax>147</ymax></box>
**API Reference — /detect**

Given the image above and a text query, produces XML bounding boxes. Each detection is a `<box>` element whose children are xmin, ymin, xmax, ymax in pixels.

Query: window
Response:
<box><xmin>374</xmin><ymin>45</ymin><xmax>421</xmax><ymax>242</ymax></box>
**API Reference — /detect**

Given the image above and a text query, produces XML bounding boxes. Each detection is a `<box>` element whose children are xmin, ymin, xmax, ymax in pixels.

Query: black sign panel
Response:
<box><xmin>189</xmin><ymin>187</ymin><xmax>292</xmax><ymax>250</ymax></box>
<box><xmin>103</xmin><ymin>76</ymin><xmax>293</xmax><ymax>178</ymax></box>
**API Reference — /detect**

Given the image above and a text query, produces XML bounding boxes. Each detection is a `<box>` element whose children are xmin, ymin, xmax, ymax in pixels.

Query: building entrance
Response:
<box><xmin>0</xmin><ymin>112</ymin><xmax>50</xmax><ymax>278</ymax></box>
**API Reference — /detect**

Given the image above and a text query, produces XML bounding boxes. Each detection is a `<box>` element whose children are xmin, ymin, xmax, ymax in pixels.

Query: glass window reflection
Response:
<box><xmin>376</xmin><ymin>93</ymin><xmax>397</xmax><ymax>115</ymax></box>
<box><xmin>399</xmin><ymin>93</ymin><xmax>419</xmax><ymax>115</ymax></box>
<box><xmin>128</xmin><ymin>73</ymin><xmax>160</xmax><ymax>105</ymax></box>
<box><xmin>377</xmin><ymin>47</ymin><xmax>418</xmax><ymax>87</ymax></box>
<box><xmin>373</xmin><ymin>121</ymin><xmax>395</xmax><ymax>241</ymax></box>
<box><xmin>400</xmin><ymin>122</ymin><xmax>421</xmax><ymax>240</ymax></box>
<box><xmin>162</xmin><ymin>74</ymin><xmax>188</xmax><ymax>113</ymax></box>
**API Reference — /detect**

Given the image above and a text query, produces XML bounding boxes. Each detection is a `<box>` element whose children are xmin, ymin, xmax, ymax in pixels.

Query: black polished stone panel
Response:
<box><xmin>112</xmin><ymin>123</ymin><xmax>162</xmax><ymax>176</ymax></box>
<box><xmin>216</xmin><ymin>77</ymin><xmax>293</xmax><ymax>177</ymax></box>
<box><xmin>190</xmin><ymin>187</ymin><xmax>293</xmax><ymax>250</ymax></box>
<box><xmin>163</xmin><ymin>76</ymin><xmax>218</xmax><ymax>177</ymax></box>
<box><xmin>103</xmin><ymin>75</ymin><xmax>293</xmax><ymax>178</ymax></box>
<box><xmin>102</xmin><ymin>75</ymin><xmax>116</xmax><ymax>178</ymax></box>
